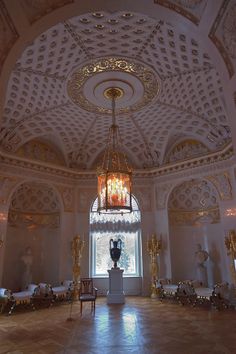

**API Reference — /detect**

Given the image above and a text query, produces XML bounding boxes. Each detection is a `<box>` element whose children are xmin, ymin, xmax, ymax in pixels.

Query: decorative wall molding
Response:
<box><xmin>133</xmin><ymin>187</ymin><xmax>152</xmax><ymax>212</ymax></box>
<box><xmin>56</xmin><ymin>185</ymin><xmax>74</xmax><ymax>212</ymax></box>
<box><xmin>156</xmin><ymin>183</ymin><xmax>173</xmax><ymax>210</ymax></box>
<box><xmin>206</xmin><ymin>172</ymin><xmax>233</xmax><ymax>201</ymax></box>
<box><xmin>8</xmin><ymin>209</ymin><xmax>60</xmax><ymax>228</ymax></box>
<box><xmin>0</xmin><ymin>143</ymin><xmax>234</xmax><ymax>182</ymax></box>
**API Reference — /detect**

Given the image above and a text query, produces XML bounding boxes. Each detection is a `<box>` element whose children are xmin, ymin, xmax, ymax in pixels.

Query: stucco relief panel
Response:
<box><xmin>209</xmin><ymin>0</ymin><xmax>234</xmax><ymax>78</ymax></box>
<box><xmin>77</xmin><ymin>189</ymin><xmax>94</xmax><ymax>213</ymax></box>
<box><xmin>0</xmin><ymin>1</ymin><xmax>18</xmax><ymax>70</ymax></box>
<box><xmin>0</xmin><ymin>175</ymin><xmax>22</xmax><ymax>205</ymax></box>
<box><xmin>155</xmin><ymin>183</ymin><xmax>172</xmax><ymax>210</ymax></box>
<box><xmin>154</xmin><ymin>0</ymin><xmax>208</xmax><ymax>25</ymax></box>
<box><xmin>20</xmin><ymin>0</ymin><xmax>74</xmax><ymax>24</ymax></box>
<box><xmin>134</xmin><ymin>187</ymin><xmax>152</xmax><ymax>212</ymax></box>
<box><xmin>57</xmin><ymin>185</ymin><xmax>75</xmax><ymax>212</ymax></box>
<box><xmin>206</xmin><ymin>172</ymin><xmax>233</xmax><ymax>201</ymax></box>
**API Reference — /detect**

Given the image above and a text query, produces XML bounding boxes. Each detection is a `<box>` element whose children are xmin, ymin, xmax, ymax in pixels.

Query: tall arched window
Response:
<box><xmin>90</xmin><ymin>196</ymin><xmax>142</xmax><ymax>277</ymax></box>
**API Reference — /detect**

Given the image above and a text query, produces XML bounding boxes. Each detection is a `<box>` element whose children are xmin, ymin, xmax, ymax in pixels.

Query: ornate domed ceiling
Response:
<box><xmin>0</xmin><ymin>3</ymin><xmax>234</xmax><ymax>172</ymax></box>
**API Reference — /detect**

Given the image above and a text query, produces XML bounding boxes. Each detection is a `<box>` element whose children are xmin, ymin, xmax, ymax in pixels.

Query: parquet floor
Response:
<box><xmin>0</xmin><ymin>296</ymin><xmax>235</xmax><ymax>354</ymax></box>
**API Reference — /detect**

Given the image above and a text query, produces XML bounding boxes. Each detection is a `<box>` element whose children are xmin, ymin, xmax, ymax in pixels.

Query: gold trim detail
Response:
<box><xmin>67</xmin><ymin>57</ymin><xmax>160</xmax><ymax>114</ymax></box>
<box><xmin>103</xmin><ymin>87</ymin><xmax>124</xmax><ymax>100</ymax></box>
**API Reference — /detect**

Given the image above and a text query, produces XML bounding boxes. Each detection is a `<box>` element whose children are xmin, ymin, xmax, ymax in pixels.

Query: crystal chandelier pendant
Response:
<box><xmin>97</xmin><ymin>88</ymin><xmax>132</xmax><ymax>214</ymax></box>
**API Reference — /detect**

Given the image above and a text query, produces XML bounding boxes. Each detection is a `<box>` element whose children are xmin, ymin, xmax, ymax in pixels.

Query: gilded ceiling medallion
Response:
<box><xmin>67</xmin><ymin>57</ymin><xmax>161</xmax><ymax>114</ymax></box>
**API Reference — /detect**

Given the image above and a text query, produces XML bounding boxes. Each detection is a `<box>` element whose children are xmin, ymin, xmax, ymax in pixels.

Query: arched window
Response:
<box><xmin>90</xmin><ymin>196</ymin><xmax>142</xmax><ymax>277</ymax></box>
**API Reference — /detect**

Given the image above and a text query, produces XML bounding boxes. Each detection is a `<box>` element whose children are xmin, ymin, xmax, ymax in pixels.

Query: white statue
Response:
<box><xmin>195</xmin><ymin>244</ymin><xmax>209</xmax><ymax>286</ymax></box>
<box><xmin>195</xmin><ymin>243</ymin><xmax>209</xmax><ymax>265</ymax></box>
<box><xmin>21</xmin><ymin>247</ymin><xmax>33</xmax><ymax>290</ymax></box>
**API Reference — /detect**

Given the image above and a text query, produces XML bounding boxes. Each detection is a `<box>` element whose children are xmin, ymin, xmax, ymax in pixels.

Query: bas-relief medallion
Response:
<box><xmin>20</xmin><ymin>0</ymin><xmax>74</xmax><ymax>24</ymax></box>
<box><xmin>0</xmin><ymin>1</ymin><xmax>18</xmax><ymax>71</ymax></box>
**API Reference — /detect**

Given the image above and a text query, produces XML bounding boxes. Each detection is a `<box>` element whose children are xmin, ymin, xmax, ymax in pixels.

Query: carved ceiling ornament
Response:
<box><xmin>67</xmin><ymin>57</ymin><xmax>160</xmax><ymax>114</ymax></box>
<box><xmin>206</xmin><ymin>172</ymin><xmax>232</xmax><ymax>201</ymax></box>
<box><xmin>1</xmin><ymin>10</ymin><xmax>231</xmax><ymax>170</ymax></box>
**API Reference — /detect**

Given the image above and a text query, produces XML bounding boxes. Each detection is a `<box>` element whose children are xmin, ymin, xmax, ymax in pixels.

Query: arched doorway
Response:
<box><xmin>2</xmin><ymin>182</ymin><xmax>61</xmax><ymax>291</ymax></box>
<box><xmin>89</xmin><ymin>195</ymin><xmax>143</xmax><ymax>295</ymax></box>
<box><xmin>167</xmin><ymin>179</ymin><xmax>226</xmax><ymax>287</ymax></box>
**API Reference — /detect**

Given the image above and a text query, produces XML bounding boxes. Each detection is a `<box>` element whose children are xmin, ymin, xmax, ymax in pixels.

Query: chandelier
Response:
<box><xmin>97</xmin><ymin>87</ymin><xmax>132</xmax><ymax>214</ymax></box>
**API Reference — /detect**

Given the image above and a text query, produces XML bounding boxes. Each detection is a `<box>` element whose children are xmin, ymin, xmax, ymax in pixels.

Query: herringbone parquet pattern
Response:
<box><xmin>0</xmin><ymin>297</ymin><xmax>235</xmax><ymax>354</ymax></box>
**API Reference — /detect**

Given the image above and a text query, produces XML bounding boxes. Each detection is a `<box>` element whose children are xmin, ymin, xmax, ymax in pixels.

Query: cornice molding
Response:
<box><xmin>0</xmin><ymin>143</ymin><xmax>234</xmax><ymax>182</ymax></box>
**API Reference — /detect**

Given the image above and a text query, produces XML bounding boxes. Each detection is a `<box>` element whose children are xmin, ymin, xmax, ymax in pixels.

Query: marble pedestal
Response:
<box><xmin>107</xmin><ymin>268</ymin><xmax>125</xmax><ymax>304</ymax></box>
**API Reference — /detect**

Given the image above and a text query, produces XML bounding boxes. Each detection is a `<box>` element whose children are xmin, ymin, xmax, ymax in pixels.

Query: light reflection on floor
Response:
<box><xmin>0</xmin><ymin>297</ymin><xmax>236</xmax><ymax>354</ymax></box>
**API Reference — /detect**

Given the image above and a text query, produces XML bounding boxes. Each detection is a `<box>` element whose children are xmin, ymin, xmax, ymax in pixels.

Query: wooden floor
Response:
<box><xmin>0</xmin><ymin>296</ymin><xmax>235</xmax><ymax>354</ymax></box>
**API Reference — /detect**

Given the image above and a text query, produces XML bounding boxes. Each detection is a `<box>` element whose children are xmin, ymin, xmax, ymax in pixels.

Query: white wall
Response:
<box><xmin>2</xmin><ymin>224</ymin><xmax>60</xmax><ymax>291</ymax></box>
<box><xmin>169</xmin><ymin>222</ymin><xmax>227</xmax><ymax>287</ymax></box>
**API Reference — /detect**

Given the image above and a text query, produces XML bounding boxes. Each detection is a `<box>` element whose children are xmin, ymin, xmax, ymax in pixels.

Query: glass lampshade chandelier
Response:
<box><xmin>97</xmin><ymin>87</ymin><xmax>132</xmax><ymax>214</ymax></box>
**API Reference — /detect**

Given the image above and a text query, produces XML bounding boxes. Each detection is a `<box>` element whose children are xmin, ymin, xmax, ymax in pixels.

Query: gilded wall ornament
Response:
<box><xmin>169</xmin><ymin>207</ymin><xmax>220</xmax><ymax>226</ymax></box>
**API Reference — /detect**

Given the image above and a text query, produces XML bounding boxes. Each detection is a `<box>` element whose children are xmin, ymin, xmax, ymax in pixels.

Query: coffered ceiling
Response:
<box><xmin>0</xmin><ymin>0</ymin><xmax>235</xmax><ymax>173</ymax></box>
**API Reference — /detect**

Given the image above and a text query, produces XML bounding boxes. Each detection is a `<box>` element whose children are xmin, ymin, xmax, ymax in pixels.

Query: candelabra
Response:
<box><xmin>225</xmin><ymin>229</ymin><xmax>236</xmax><ymax>285</ymax></box>
<box><xmin>71</xmin><ymin>235</ymin><xmax>85</xmax><ymax>300</ymax></box>
<box><xmin>147</xmin><ymin>234</ymin><xmax>162</xmax><ymax>298</ymax></box>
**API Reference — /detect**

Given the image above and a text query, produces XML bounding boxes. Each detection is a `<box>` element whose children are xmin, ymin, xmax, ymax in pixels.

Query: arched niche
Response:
<box><xmin>167</xmin><ymin>178</ymin><xmax>226</xmax><ymax>287</ymax></box>
<box><xmin>2</xmin><ymin>181</ymin><xmax>61</xmax><ymax>291</ymax></box>
<box><xmin>15</xmin><ymin>137</ymin><xmax>66</xmax><ymax>166</ymax></box>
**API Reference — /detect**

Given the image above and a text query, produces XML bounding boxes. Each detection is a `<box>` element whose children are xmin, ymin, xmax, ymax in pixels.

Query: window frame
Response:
<box><xmin>89</xmin><ymin>196</ymin><xmax>142</xmax><ymax>278</ymax></box>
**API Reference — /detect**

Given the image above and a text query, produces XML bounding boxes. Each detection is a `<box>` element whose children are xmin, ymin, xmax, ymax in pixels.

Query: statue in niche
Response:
<box><xmin>21</xmin><ymin>246</ymin><xmax>33</xmax><ymax>290</ymax></box>
<box><xmin>195</xmin><ymin>244</ymin><xmax>209</xmax><ymax>286</ymax></box>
